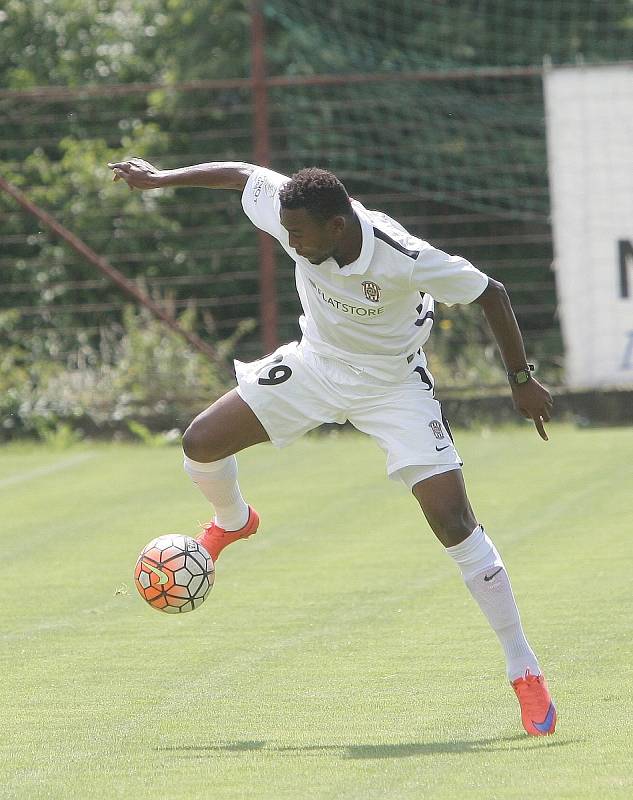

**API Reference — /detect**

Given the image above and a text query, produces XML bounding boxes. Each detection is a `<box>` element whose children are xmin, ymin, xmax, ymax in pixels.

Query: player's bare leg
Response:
<box><xmin>183</xmin><ymin>388</ymin><xmax>269</xmax><ymax>462</ymax></box>
<box><xmin>182</xmin><ymin>389</ymin><xmax>269</xmax><ymax>561</ymax></box>
<box><xmin>412</xmin><ymin>469</ymin><xmax>556</xmax><ymax>735</ymax></box>
<box><xmin>411</xmin><ymin>468</ymin><xmax>476</xmax><ymax>547</ymax></box>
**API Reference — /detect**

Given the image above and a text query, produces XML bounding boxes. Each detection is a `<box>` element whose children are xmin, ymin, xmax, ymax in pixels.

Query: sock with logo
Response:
<box><xmin>446</xmin><ymin>525</ymin><xmax>540</xmax><ymax>681</ymax></box>
<box><xmin>183</xmin><ymin>454</ymin><xmax>250</xmax><ymax>531</ymax></box>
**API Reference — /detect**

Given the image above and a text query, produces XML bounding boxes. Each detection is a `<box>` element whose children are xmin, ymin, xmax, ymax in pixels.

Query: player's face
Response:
<box><xmin>280</xmin><ymin>208</ymin><xmax>344</xmax><ymax>265</ymax></box>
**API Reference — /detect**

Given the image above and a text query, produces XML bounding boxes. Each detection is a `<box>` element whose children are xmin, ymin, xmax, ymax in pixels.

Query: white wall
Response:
<box><xmin>544</xmin><ymin>64</ymin><xmax>633</xmax><ymax>388</ymax></box>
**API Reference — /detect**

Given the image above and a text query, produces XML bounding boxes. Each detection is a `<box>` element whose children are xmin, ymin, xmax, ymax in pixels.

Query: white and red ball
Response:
<box><xmin>134</xmin><ymin>534</ymin><xmax>214</xmax><ymax>613</ymax></box>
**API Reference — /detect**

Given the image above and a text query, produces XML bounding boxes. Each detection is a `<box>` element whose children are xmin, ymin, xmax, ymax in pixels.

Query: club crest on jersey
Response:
<box><xmin>429</xmin><ymin>420</ymin><xmax>445</xmax><ymax>440</ymax></box>
<box><xmin>362</xmin><ymin>281</ymin><xmax>381</xmax><ymax>303</ymax></box>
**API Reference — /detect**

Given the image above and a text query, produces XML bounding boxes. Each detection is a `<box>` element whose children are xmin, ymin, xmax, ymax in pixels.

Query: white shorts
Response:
<box><xmin>234</xmin><ymin>341</ymin><xmax>462</xmax><ymax>487</ymax></box>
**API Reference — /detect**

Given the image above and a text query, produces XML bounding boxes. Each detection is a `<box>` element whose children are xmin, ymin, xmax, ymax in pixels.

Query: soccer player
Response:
<box><xmin>109</xmin><ymin>157</ymin><xmax>557</xmax><ymax>736</ymax></box>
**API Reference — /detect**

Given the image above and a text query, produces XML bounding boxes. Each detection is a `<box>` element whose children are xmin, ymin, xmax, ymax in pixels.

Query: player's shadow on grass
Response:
<box><xmin>157</xmin><ymin>735</ymin><xmax>572</xmax><ymax>758</ymax></box>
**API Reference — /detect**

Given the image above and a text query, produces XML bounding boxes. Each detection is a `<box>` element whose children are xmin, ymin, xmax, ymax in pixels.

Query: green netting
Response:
<box><xmin>267</xmin><ymin>77</ymin><xmax>547</xmax><ymax>219</ymax></box>
<box><xmin>265</xmin><ymin>0</ymin><xmax>633</xmax><ymax>72</ymax></box>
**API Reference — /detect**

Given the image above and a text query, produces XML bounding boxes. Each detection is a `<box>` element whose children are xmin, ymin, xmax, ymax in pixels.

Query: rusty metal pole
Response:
<box><xmin>0</xmin><ymin>174</ymin><xmax>231</xmax><ymax>376</ymax></box>
<box><xmin>251</xmin><ymin>0</ymin><xmax>278</xmax><ymax>353</ymax></box>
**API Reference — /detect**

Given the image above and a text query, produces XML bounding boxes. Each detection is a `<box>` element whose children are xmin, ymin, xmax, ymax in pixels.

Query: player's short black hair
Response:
<box><xmin>279</xmin><ymin>167</ymin><xmax>353</xmax><ymax>221</ymax></box>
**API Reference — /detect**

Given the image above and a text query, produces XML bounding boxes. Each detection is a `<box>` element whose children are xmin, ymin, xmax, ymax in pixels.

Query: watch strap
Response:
<box><xmin>507</xmin><ymin>364</ymin><xmax>535</xmax><ymax>385</ymax></box>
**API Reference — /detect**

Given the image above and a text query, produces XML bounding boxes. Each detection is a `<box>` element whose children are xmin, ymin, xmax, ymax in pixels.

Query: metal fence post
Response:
<box><xmin>251</xmin><ymin>0</ymin><xmax>278</xmax><ymax>353</ymax></box>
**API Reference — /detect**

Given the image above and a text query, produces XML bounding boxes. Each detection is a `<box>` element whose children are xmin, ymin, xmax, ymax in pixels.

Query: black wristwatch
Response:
<box><xmin>507</xmin><ymin>364</ymin><xmax>534</xmax><ymax>385</ymax></box>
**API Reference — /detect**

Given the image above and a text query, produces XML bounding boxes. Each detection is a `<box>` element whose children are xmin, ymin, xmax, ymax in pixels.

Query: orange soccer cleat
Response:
<box><xmin>511</xmin><ymin>670</ymin><xmax>557</xmax><ymax>736</ymax></box>
<box><xmin>196</xmin><ymin>506</ymin><xmax>260</xmax><ymax>562</ymax></box>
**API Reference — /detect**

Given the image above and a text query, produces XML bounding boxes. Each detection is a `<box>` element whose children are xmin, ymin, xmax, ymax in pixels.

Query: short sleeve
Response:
<box><xmin>409</xmin><ymin>241</ymin><xmax>489</xmax><ymax>306</ymax></box>
<box><xmin>241</xmin><ymin>167</ymin><xmax>289</xmax><ymax>240</ymax></box>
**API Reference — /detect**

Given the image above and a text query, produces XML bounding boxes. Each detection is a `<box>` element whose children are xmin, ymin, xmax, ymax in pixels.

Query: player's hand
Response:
<box><xmin>511</xmin><ymin>378</ymin><xmax>553</xmax><ymax>441</ymax></box>
<box><xmin>107</xmin><ymin>157</ymin><xmax>165</xmax><ymax>190</ymax></box>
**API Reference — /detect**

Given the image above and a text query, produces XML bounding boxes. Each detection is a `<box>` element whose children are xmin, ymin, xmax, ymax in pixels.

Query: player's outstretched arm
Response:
<box><xmin>474</xmin><ymin>278</ymin><xmax>553</xmax><ymax>440</ymax></box>
<box><xmin>107</xmin><ymin>158</ymin><xmax>256</xmax><ymax>191</ymax></box>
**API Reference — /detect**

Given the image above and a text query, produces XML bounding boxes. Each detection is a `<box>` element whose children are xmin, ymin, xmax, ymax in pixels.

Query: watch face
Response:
<box><xmin>516</xmin><ymin>371</ymin><xmax>530</xmax><ymax>384</ymax></box>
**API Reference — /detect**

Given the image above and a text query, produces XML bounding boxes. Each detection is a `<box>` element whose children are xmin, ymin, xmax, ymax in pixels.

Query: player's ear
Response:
<box><xmin>328</xmin><ymin>215</ymin><xmax>347</xmax><ymax>236</ymax></box>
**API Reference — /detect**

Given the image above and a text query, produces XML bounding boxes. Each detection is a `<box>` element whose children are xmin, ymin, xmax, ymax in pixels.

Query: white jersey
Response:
<box><xmin>241</xmin><ymin>167</ymin><xmax>489</xmax><ymax>382</ymax></box>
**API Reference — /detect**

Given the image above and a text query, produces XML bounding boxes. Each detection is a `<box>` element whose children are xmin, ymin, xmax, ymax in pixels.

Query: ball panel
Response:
<box><xmin>137</xmin><ymin>571</ymin><xmax>151</xmax><ymax>589</ymax></box>
<box><xmin>163</xmin><ymin>553</ymin><xmax>186</xmax><ymax>571</ymax></box>
<box><xmin>159</xmin><ymin>545</ymin><xmax>181</xmax><ymax>561</ymax></box>
<box><xmin>141</xmin><ymin>547</ymin><xmax>162</xmax><ymax>563</ymax></box>
<box><xmin>184</xmin><ymin>557</ymin><xmax>204</xmax><ymax>576</ymax></box>
<box><xmin>161</xmin><ymin>603</ymin><xmax>182</xmax><ymax>614</ymax></box>
<box><xmin>143</xmin><ymin>584</ymin><xmax>164</xmax><ymax>601</ymax></box>
<box><xmin>189</xmin><ymin>549</ymin><xmax>213</xmax><ymax>573</ymax></box>
<box><xmin>174</xmin><ymin>567</ymin><xmax>194</xmax><ymax>587</ymax></box>
<box><xmin>153</xmin><ymin>535</ymin><xmax>178</xmax><ymax>551</ymax></box>
<box><xmin>196</xmin><ymin>541</ymin><xmax>212</xmax><ymax>560</ymax></box>
<box><xmin>149</xmin><ymin>594</ymin><xmax>168</xmax><ymax>610</ymax></box>
<box><xmin>187</xmin><ymin>574</ymin><xmax>205</xmax><ymax>598</ymax></box>
<box><xmin>167</xmin><ymin>584</ymin><xmax>190</xmax><ymax>599</ymax></box>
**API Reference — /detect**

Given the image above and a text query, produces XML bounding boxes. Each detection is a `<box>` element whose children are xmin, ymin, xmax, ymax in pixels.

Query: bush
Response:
<box><xmin>1</xmin><ymin>306</ymin><xmax>250</xmax><ymax>440</ymax></box>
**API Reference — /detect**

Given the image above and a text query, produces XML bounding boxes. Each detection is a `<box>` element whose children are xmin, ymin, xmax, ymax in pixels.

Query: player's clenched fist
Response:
<box><xmin>108</xmin><ymin>157</ymin><xmax>165</xmax><ymax>190</ymax></box>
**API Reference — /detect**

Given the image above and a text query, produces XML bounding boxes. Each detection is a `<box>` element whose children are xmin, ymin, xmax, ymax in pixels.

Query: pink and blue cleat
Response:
<box><xmin>196</xmin><ymin>506</ymin><xmax>260</xmax><ymax>562</ymax></box>
<box><xmin>511</xmin><ymin>670</ymin><xmax>557</xmax><ymax>735</ymax></box>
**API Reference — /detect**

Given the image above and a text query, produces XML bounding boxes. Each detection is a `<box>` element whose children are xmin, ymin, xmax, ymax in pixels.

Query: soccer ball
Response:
<box><xmin>134</xmin><ymin>534</ymin><xmax>214</xmax><ymax>613</ymax></box>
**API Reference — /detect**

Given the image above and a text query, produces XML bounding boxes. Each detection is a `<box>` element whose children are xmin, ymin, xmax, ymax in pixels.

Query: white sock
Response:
<box><xmin>446</xmin><ymin>525</ymin><xmax>540</xmax><ymax>681</ymax></box>
<box><xmin>183</xmin><ymin>454</ymin><xmax>250</xmax><ymax>531</ymax></box>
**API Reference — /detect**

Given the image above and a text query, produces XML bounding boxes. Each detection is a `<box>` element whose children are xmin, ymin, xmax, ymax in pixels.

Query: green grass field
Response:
<box><xmin>2</xmin><ymin>423</ymin><xmax>633</xmax><ymax>799</ymax></box>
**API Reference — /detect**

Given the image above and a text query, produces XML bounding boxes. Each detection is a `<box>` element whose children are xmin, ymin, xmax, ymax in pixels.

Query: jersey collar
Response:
<box><xmin>330</xmin><ymin>200</ymin><xmax>375</xmax><ymax>276</ymax></box>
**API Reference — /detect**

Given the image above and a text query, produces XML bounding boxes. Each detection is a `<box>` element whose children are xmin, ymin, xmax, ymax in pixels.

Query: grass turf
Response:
<box><xmin>1</xmin><ymin>423</ymin><xmax>632</xmax><ymax>799</ymax></box>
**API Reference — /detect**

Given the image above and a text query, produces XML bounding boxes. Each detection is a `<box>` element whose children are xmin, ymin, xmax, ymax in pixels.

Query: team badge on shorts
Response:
<box><xmin>429</xmin><ymin>420</ymin><xmax>445</xmax><ymax>440</ymax></box>
<box><xmin>361</xmin><ymin>281</ymin><xmax>381</xmax><ymax>303</ymax></box>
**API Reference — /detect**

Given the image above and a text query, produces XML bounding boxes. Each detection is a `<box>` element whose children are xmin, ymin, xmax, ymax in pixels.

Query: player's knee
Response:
<box><xmin>181</xmin><ymin>423</ymin><xmax>204</xmax><ymax>460</ymax></box>
<box><xmin>442</xmin><ymin>511</ymin><xmax>475</xmax><ymax>543</ymax></box>
<box><xmin>425</xmin><ymin>504</ymin><xmax>476</xmax><ymax>546</ymax></box>
<box><xmin>182</xmin><ymin>420</ymin><xmax>224</xmax><ymax>462</ymax></box>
